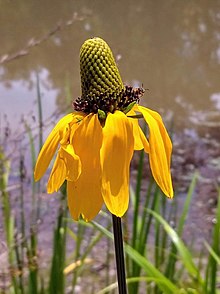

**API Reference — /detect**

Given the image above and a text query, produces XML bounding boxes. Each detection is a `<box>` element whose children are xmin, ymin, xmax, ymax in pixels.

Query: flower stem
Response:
<box><xmin>112</xmin><ymin>214</ymin><xmax>127</xmax><ymax>294</ymax></box>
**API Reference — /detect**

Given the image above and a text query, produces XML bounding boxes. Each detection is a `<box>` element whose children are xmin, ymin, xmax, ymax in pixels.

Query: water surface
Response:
<box><xmin>0</xmin><ymin>0</ymin><xmax>220</xmax><ymax>133</ymax></box>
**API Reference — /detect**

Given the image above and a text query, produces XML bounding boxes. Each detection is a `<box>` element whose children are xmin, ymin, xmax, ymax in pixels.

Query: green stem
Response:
<box><xmin>112</xmin><ymin>214</ymin><xmax>127</xmax><ymax>294</ymax></box>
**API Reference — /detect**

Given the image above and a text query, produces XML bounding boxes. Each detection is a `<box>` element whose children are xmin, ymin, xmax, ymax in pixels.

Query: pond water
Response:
<box><xmin>0</xmin><ymin>2</ymin><xmax>220</xmax><ymax>287</ymax></box>
<box><xmin>0</xmin><ymin>0</ymin><xmax>220</xmax><ymax>134</ymax></box>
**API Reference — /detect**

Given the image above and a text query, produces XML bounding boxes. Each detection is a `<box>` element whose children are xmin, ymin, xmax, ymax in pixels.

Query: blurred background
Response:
<box><xmin>0</xmin><ymin>1</ymin><xmax>220</xmax><ymax>293</ymax></box>
<box><xmin>1</xmin><ymin>0</ymin><xmax>220</xmax><ymax>131</ymax></box>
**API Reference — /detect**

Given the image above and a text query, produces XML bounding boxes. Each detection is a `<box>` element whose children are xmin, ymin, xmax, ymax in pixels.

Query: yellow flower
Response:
<box><xmin>34</xmin><ymin>37</ymin><xmax>173</xmax><ymax>221</ymax></box>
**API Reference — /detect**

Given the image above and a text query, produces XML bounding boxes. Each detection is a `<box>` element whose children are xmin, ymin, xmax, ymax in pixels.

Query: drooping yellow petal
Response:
<box><xmin>137</xmin><ymin>105</ymin><xmax>173</xmax><ymax>198</ymax></box>
<box><xmin>127</xmin><ymin>109</ymin><xmax>150</xmax><ymax>152</ymax></box>
<box><xmin>34</xmin><ymin>112</ymin><xmax>84</xmax><ymax>181</ymax></box>
<box><xmin>67</xmin><ymin>114</ymin><xmax>103</xmax><ymax>221</ymax></box>
<box><xmin>100</xmin><ymin>111</ymin><xmax>134</xmax><ymax>217</ymax></box>
<box><xmin>47</xmin><ymin>151</ymin><xmax>66</xmax><ymax>193</ymax></box>
<box><xmin>47</xmin><ymin>145</ymin><xmax>81</xmax><ymax>193</ymax></box>
<box><xmin>143</xmin><ymin>107</ymin><xmax>172</xmax><ymax>166</ymax></box>
<box><xmin>64</xmin><ymin>145</ymin><xmax>81</xmax><ymax>181</ymax></box>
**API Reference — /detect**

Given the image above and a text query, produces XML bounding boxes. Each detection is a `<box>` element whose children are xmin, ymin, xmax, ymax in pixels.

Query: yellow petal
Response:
<box><xmin>63</xmin><ymin>145</ymin><xmax>81</xmax><ymax>181</ymax></box>
<box><xmin>47</xmin><ymin>151</ymin><xmax>66</xmax><ymax>193</ymax></box>
<box><xmin>100</xmin><ymin>111</ymin><xmax>134</xmax><ymax>217</ymax></box>
<box><xmin>47</xmin><ymin>145</ymin><xmax>81</xmax><ymax>193</ymax></box>
<box><xmin>127</xmin><ymin>109</ymin><xmax>149</xmax><ymax>152</ymax></box>
<box><xmin>138</xmin><ymin>126</ymin><xmax>150</xmax><ymax>153</ymax></box>
<box><xmin>137</xmin><ymin>105</ymin><xmax>173</xmax><ymax>198</ymax></box>
<box><xmin>34</xmin><ymin>112</ymin><xmax>83</xmax><ymax>181</ymax></box>
<box><xmin>67</xmin><ymin>114</ymin><xmax>103</xmax><ymax>221</ymax></box>
<box><xmin>142</xmin><ymin>107</ymin><xmax>172</xmax><ymax>164</ymax></box>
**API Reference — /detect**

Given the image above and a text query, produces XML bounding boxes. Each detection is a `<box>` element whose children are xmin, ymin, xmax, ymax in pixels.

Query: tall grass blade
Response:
<box><xmin>97</xmin><ymin>276</ymin><xmax>171</xmax><ymax>294</ymax></box>
<box><xmin>165</xmin><ymin>172</ymin><xmax>198</xmax><ymax>281</ymax></box>
<box><xmin>0</xmin><ymin>148</ymin><xmax>19</xmax><ymax>291</ymax></box>
<box><xmin>71</xmin><ymin>218</ymin><xmax>86</xmax><ymax>292</ymax></box>
<box><xmin>129</xmin><ymin>149</ymin><xmax>144</xmax><ymax>293</ymax></box>
<box><xmin>36</xmin><ymin>73</ymin><xmax>43</xmax><ymax>220</ymax></box>
<box><xmin>205</xmin><ymin>188</ymin><xmax>220</xmax><ymax>294</ymax></box>
<box><xmin>132</xmin><ymin>149</ymin><xmax>144</xmax><ymax>250</ymax></box>
<box><xmin>130</xmin><ymin>183</ymin><xmax>159</xmax><ymax>294</ymax></box>
<box><xmin>204</xmin><ymin>242</ymin><xmax>220</xmax><ymax>265</ymax></box>
<box><xmin>27</xmin><ymin>227</ymin><xmax>38</xmax><ymax>294</ymax></box>
<box><xmin>36</xmin><ymin>72</ymin><xmax>43</xmax><ymax>152</ymax></box>
<box><xmin>91</xmin><ymin>220</ymin><xmax>179</xmax><ymax>293</ymax></box>
<box><xmin>147</xmin><ymin>209</ymin><xmax>204</xmax><ymax>286</ymax></box>
<box><xmin>177</xmin><ymin>173</ymin><xmax>199</xmax><ymax>236</ymax></box>
<box><xmin>65</xmin><ymin>218</ymin><xmax>107</xmax><ymax>286</ymax></box>
<box><xmin>23</xmin><ymin>121</ymin><xmax>37</xmax><ymax>216</ymax></box>
<box><xmin>48</xmin><ymin>203</ymin><xmax>67</xmax><ymax>294</ymax></box>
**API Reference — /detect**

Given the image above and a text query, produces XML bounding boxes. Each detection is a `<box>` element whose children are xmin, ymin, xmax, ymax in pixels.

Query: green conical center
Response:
<box><xmin>73</xmin><ymin>37</ymin><xmax>145</xmax><ymax>114</ymax></box>
<box><xmin>80</xmin><ymin>37</ymin><xmax>124</xmax><ymax>100</ymax></box>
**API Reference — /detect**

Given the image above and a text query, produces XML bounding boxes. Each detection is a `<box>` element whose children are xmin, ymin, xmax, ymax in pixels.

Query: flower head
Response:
<box><xmin>34</xmin><ymin>37</ymin><xmax>173</xmax><ymax>221</ymax></box>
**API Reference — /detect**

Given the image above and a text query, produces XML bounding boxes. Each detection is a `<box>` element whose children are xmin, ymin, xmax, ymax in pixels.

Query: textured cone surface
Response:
<box><xmin>80</xmin><ymin>37</ymin><xmax>124</xmax><ymax>100</ymax></box>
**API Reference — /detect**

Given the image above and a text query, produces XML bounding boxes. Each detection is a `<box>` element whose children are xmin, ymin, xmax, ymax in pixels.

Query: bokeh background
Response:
<box><xmin>1</xmin><ymin>0</ymin><xmax>220</xmax><ymax>132</ymax></box>
<box><xmin>0</xmin><ymin>1</ymin><xmax>220</xmax><ymax>292</ymax></box>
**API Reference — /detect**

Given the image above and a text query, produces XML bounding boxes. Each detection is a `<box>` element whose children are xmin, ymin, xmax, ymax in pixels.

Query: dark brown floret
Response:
<box><xmin>73</xmin><ymin>85</ymin><xmax>145</xmax><ymax>114</ymax></box>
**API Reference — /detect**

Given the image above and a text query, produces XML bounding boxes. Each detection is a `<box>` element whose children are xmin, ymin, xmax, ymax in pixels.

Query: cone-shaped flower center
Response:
<box><xmin>73</xmin><ymin>37</ymin><xmax>144</xmax><ymax>114</ymax></box>
<box><xmin>80</xmin><ymin>37</ymin><xmax>124</xmax><ymax>99</ymax></box>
